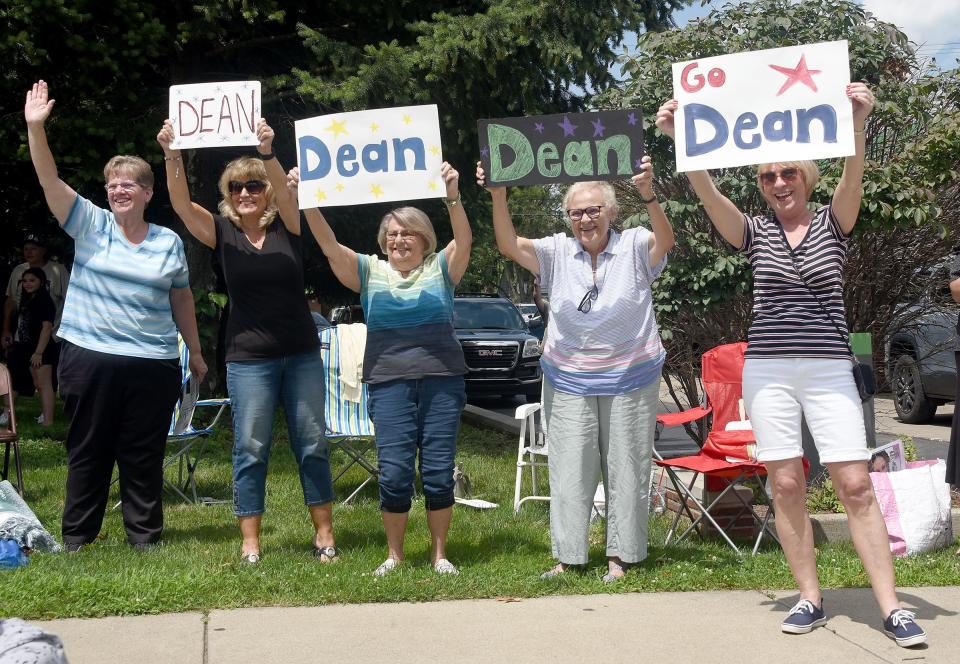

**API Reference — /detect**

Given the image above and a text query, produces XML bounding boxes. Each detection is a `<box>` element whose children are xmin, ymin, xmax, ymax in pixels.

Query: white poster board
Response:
<box><xmin>295</xmin><ymin>104</ymin><xmax>444</xmax><ymax>208</ymax></box>
<box><xmin>168</xmin><ymin>81</ymin><xmax>261</xmax><ymax>149</ymax></box>
<box><xmin>673</xmin><ymin>41</ymin><xmax>854</xmax><ymax>172</ymax></box>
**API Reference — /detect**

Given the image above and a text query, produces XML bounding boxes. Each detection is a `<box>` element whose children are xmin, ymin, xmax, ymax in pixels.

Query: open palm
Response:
<box><xmin>25</xmin><ymin>80</ymin><xmax>55</xmax><ymax>125</ymax></box>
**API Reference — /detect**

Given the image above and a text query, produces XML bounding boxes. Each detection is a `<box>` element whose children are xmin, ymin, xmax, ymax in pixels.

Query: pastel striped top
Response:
<box><xmin>358</xmin><ymin>251</ymin><xmax>465</xmax><ymax>383</ymax></box>
<box><xmin>740</xmin><ymin>205</ymin><xmax>851</xmax><ymax>358</ymax></box>
<box><xmin>533</xmin><ymin>228</ymin><xmax>666</xmax><ymax>396</ymax></box>
<box><xmin>58</xmin><ymin>195</ymin><xmax>189</xmax><ymax>359</ymax></box>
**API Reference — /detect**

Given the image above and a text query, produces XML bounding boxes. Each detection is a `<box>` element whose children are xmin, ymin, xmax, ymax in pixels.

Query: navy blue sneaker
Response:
<box><xmin>883</xmin><ymin>609</ymin><xmax>927</xmax><ymax>647</ymax></box>
<box><xmin>781</xmin><ymin>598</ymin><xmax>827</xmax><ymax>634</ymax></box>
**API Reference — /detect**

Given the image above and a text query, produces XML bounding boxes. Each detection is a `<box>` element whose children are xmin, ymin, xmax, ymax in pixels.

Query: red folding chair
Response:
<box><xmin>655</xmin><ymin>342</ymin><xmax>780</xmax><ymax>556</ymax></box>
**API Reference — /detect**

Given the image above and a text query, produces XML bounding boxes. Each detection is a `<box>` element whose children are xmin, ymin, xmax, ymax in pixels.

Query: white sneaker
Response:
<box><xmin>373</xmin><ymin>557</ymin><xmax>400</xmax><ymax>577</ymax></box>
<box><xmin>433</xmin><ymin>558</ymin><xmax>460</xmax><ymax>575</ymax></box>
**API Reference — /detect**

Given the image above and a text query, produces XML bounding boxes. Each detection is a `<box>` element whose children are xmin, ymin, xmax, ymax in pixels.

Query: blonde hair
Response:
<box><xmin>562</xmin><ymin>181</ymin><xmax>619</xmax><ymax>220</ymax></box>
<box><xmin>756</xmin><ymin>160</ymin><xmax>819</xmax><ymax>197</ymax></box>
<box><xmin>377</xmin><ymin>207</ymin><xmax>438</xmax><ymax>255</ymax></box>
<box><xmin>103</xmin><ymin>155</ymin><xmax>154</xmax><ymax>189</ymax></box>
<box><xmin>217</xmin><ymin>157</ymin><xmax>278</xmax><ymax>229</ymax></box>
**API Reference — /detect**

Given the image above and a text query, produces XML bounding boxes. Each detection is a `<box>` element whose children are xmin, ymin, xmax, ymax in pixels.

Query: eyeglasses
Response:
<box><xmin>566</xmin><ymin>205</ymin><xmax>604</xmax><ymax>222</ymax></box>
<box><xmin>577</xmin><ymin>284</ymin><xmax>599</xmax><ymax>313</ymax></box>
<box><xmin>105</xmin><ymin>181</ymin><xmax>141</xmax><ymax>193</ymax></box>
<box><xmin>386</xmin><ymin>230</ymin><xmax>418</xmax><ymax>242</ymax></box>
<box><xmin>228</xmin><ymin>180</ymin><xmax>267</xmax><ymax>195</ymax></box>
<box><xmin>759</xmin><ymin>168</ymin><xmax>799</xmax><ymax>186</ymax></box>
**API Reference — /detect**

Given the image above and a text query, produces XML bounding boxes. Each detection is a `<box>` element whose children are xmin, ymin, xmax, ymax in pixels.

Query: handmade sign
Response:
<box><xmin>478</xmin><ymin>110</ymin><xmax>644</xmax><ymax>186</ymax></box>
<box><xmin>295</xmin><ymin>105</ymin><xmax>444</xmax><ymax>208</ymax></box>
<box><xmin>168</xmin><ymin>81</ymin><xmax>261</xmax><ymax>150</ymax></box>
<box><xmin>673</xmin><ymin>41</ymin><xmax>854</xmax><ymax>172</ymax></box>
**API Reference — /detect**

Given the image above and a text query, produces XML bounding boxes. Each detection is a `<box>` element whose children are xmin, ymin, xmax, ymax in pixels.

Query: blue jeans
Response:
<box><xmin>367</xmin><ymin>375</ymin><xmax>465</xmax><ymax>513</ymax></box>
<box><xmin>227</xmin><ymin>347</ymin><xmax>332</xmax><ymax>516</ymax></box>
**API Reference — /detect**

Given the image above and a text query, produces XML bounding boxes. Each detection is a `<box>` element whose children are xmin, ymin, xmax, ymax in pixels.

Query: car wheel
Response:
<box><xmin>892</xmin><ymin>355</ymin><xmax>937</xmax><ymax>423</ymax></box>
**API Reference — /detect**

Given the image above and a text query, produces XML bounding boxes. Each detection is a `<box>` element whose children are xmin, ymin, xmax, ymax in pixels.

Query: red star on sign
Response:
<box><xmin>769</xmin><ymin>54</ymin><xmax>822</xmax><ymax>96</ymax></box>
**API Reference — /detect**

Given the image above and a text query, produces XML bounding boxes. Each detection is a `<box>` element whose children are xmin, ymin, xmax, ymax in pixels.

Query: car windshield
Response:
<box><xmin>454</xmin><ymin>300</ymin><xmax>526</xmax><ymax>330</ymax></box>
<box><xmin>517</xmin><ymin>304</ymin><xmax>539</xmax><ymax>316</ymax></box>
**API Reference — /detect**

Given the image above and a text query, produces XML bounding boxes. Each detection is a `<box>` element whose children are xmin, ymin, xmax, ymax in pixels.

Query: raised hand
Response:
<box><xmin>157</xmin><ymin>119</ymin><xmax>177</xmax><ymax>152</ymax></box>
<box><xmin>847</xmin><ymin>82</ymin><xmax>875</xmax><ymax>127</ymax></box>
<box><xmin>25</xmin><ymin>80</ymin><xmax>55</xmax><ymax>127</ymax></box>
<box><xmin>256</xmin><ymin>118</ymin><xmax>274</xmax><ymax>155</ymax></box>
<box><xmin>475</xmin><ymin>160</ymin><xmax>505</xmax><ymax>194</ymax></box>
<box><xmin>630</xmin><ymin>155</ymin><xmax>656</xmax><ymax>199</ymax></box>
<box><xmin>655</xmin><ymin>99</ymin><xmax>678</xmax><ymax>141</ymax></box>
<box><xmin>441</xmin><ymin>161</ymin><xmax>459</xmax><ymax>198</ymax></box>
<box><xmin>286</xmin><ymin>167</ymin><xmax>301</xmax><ymax>194</ymax></box>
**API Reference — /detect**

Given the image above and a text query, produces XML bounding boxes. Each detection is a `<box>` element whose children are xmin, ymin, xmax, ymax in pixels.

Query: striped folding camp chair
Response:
<box><xmin>319</xmin><ymin>326</ymin><xmax>378</xmax><ymax>504</ymax></box>
<box><xmin>163</xmin><ymin>336</ymin><xmax>231</xmax><ymax>503</ymax></box>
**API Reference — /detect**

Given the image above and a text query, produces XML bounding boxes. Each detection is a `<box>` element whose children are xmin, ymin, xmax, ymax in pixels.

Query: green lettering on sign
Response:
<box><xmin>488</xmin><ymin>124</ymin><xmax>534</xmax><ymax>181</ymax></box>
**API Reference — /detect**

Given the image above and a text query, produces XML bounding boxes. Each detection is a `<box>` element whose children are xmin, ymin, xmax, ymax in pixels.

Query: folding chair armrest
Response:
<box><xmin>514</xmin><ymin>403</ymin><xmax>541</xmax><ymax>419</ymax></box>
<box><xmin>656</xmin><ymin>405</ymin><xmax>711</xmax><ymax>428</ymax></box>
<box><xmin>194</xmin><ymin>398</ymin><xmax>231</xmax><ymax>430</ymax></box>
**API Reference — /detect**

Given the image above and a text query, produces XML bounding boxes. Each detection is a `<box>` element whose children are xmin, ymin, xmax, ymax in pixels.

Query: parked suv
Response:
<box><xmin>884</xmin><ymin>256</ymin><xmax>958</xmax><ymax>423</ymax></box>
<box><xmin>453</xmin><ymin>294</ymin><xmax>542</xmax><ymax>401</ymax></box>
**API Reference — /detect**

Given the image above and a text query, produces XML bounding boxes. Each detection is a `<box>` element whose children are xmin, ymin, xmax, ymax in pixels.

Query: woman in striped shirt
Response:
<box><xmin>656</xmin><ymin>83</ymin><xmax>926</xmax><ymax>648</ymax></box>
<box><xmin>478</xmin><ymin>156</ymin><xmax>674</xmax><ymax>582</ymax></box>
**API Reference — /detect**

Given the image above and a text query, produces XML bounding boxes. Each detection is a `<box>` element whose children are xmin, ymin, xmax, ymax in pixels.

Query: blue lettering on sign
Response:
<box><xmin>685</xmin><ymin>103</ymin><xmax>840</xmax><ymax>157</ymax></box>
<box><xmin>298</xmin><ymin>136</ymin><xmax>427</xmax><ymax>181</ymax></box>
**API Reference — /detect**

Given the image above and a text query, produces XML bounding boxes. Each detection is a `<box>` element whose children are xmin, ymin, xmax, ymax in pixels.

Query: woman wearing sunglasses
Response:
<box><xmin>24</xmin><ymin>81</ymin><xmax>205</xmax><ymax>552</ymax></box>
<box><xmin>656</xmin><ymin>84</ymin><xmax>926</xmax><ymax>647</ymax></box>
<box><xmin>158</xmin><ymin>119</ymin><xmax>337</xmax><ymax>565</ymax></box>
<box><xmin>477</xmin><ymin>156</ymin><xmax>674</xmax><ymax>582</ymax></box>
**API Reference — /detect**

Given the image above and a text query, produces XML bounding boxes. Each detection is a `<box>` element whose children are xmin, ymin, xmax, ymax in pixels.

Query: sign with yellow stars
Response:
<box><xmin>295</xmin><ymin>104</ymin><xmax>444</xmax><ymax>208</ymax></box>
<box><xmin>168</xmin><ymin>81</ymin><xmax>261</xmax><ymax>150</ymax></box>
<box><xmin>672</xmin><ymin>40</ymin><xmax>854</xmax><ymax>172</ymax></box>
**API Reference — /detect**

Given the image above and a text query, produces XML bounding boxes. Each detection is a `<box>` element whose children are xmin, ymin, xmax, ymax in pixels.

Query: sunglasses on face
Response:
<box><xmin>577</xmin><ymin>284</ymin><xmax>599</xmax><ymax>313</ymax></box>
<box><xmin>566</xmin><ymin>205</ymin><xmax>604</xmax><ymax>222</ymax></box>
<box><xmin>228</xmin><ymin>180</ymin><xmax>267</xmax><ymax>195</ymax></box>
<box><xmin>759</xmin><ymin>168</ymin><xmax>799</xmax><ymax>186</ymax></box>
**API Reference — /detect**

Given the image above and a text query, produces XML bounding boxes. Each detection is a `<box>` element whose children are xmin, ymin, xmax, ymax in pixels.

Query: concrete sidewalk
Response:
<box><xmin>38</xmin><ymin>586</ymin><xmax>958</xmax><ymax>663</ymax></box>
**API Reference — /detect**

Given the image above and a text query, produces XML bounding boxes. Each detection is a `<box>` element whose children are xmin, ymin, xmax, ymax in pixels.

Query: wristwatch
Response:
<box><xmin>443</xmin><ymin>194</ymin><xmax>461</xmax><ymax>207</ymax></box>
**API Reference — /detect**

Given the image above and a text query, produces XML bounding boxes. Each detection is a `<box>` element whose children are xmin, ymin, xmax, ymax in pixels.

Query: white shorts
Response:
<box><xmin>742</xmin><ymin>357</ymin><xmax>870</xmax><ymax>464</ymax></box>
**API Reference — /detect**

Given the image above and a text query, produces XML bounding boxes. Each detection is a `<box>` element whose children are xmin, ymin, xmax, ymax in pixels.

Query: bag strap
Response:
<box><xmin>783</xmin><ymin>234</ymin><xmax>856</xmax><ymax>364</ymax></box>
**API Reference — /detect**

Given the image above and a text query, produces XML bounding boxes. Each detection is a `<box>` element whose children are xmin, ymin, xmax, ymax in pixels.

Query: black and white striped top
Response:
<box><xmin>740</xmin><ymin>205</ymin><xmax>851</xmax><ymax>359</ymax></box>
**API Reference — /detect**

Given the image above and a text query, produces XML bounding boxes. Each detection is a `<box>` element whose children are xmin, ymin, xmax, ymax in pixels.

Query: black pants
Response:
<box><xmin>947</xmin><ymin>351</ymin><xmax>960</xmax><ymax>487</ymax></box>
<box><xmin>58</xmin><ymin>342</ymin><xmax>180</xmax><ymax>545</ymax></box>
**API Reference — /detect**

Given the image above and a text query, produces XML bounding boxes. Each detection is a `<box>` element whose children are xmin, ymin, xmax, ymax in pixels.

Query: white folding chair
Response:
<box><xmin>513</xmin><ymin>402</ymin><xmax>549</xmax><ymax>514</ymax></box>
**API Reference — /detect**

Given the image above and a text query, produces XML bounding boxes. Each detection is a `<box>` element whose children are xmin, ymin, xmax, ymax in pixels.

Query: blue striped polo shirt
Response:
<box><xmin>358</xmin><ymin>251</ymin><xmax>465</xmax><ymax>384</ymax></box>
<box><xmin>533</xmin><ymin>228</ymin><xmax>666</xmax><ymax>396</ymax></box>
<box><xmin>58</xmin><ymin>195</ymin><xmax>189</xmax><ymax>359</ymax></box>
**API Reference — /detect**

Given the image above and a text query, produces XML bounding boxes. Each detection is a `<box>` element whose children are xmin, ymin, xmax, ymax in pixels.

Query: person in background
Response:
<box><xmin>2</xmin><ymin>234</ymin><xmax>69</xmax><ymax>352</ymax></box>
<box><xmin>5</xmin><ymin>267</ymin><xmax>57</xmax><ymax>426</ymax></box>
<box><xmin>25</xmin><ymin>80</ymin><xmax>206</xmax><ymax>551</ymax></box>
<box><xmin>288</xmin><ymin>161</ymin><xmax>471</xmax><ymax>576</ymax></box>
<box><xmin>478</xmin><ymin>155</ymin><xmax>674</xmax><ymax>583</ymax></box>
<box><xmin>307</xmin><ymin>295</ymin><xmax>331</xmax><ymax>331</ymax></box>
<box><xmin>158</xmin><ymin>117</ymin><xmax>336</xmax><ymax>565</ymax></box>
<box><xmin>656</xmin><ymin>83</ymin><xmax>927</xmax><ymax>647</ymax></box>
<box><xmin>946</xmin><ymin>253</ymin><xmax>959</xmax><ymax>557</ymax></box>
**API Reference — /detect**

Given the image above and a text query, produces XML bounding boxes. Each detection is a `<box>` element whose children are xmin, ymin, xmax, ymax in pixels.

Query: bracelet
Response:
<box><xmin>256</xmin><ymin>151</ymin><xmax>276</xmax><ymax>160</ymax></box>
<box><xmin>165</xmin><ymin>154</ymin><xmax>182</xmax><ymax>178</ymax></box>
<box><xmin>640</xmin><ymin>194</ymin><xmax>658</xmax><ymax>204</ymax></box>
<box><xmin>163</xmin><ymin>155</ymin><xmax>182</xmax><ymax>161</ymax></box>
<box><xmin>443</xmin><ymin>194</ymin><xmax>461</xmax><ymax>207</ymax></box>
<box><xmin>853</xmin><ymin>128</ymin><xmax>866</xmax><ymax>135</ymax></box>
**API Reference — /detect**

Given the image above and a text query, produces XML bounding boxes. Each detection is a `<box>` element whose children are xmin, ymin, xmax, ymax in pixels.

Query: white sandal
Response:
<box><xmin>433</xmin><ymin>558</ymin><xmax>460</xmax><ymax>575</ymax></box>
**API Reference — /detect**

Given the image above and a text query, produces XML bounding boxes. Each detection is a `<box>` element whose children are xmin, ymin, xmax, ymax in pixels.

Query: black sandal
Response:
<box><xmin>313</xmin><ymin>545</ymin><xmax>339</xmax><ymax>562</ymax></box>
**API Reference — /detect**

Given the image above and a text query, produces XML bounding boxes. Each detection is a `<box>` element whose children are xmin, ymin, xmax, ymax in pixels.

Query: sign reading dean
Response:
<box><xmin>672</xmin><ymin>40</ymin><xmax>855</xmax><ymax>172</ymax></box>
<box><xmin>295</xmin><ymin>104</ymin><xmax>445</xmax><ymax>208</ymax></box>
<box><xmin>478</xmin><ymin>109</ymin><xmax>645</xmax><ymax>187</ymax></box>
<box><xmin>168</xmin><ymin>81</ymin><xmax>261</xmax><ymax>150</ymax></box>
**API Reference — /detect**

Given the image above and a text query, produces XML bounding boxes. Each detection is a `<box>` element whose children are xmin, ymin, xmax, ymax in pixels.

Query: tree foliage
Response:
<box><xmin>599</xmin><ymin>0</ymin><xmax>960</xmax><ymax>435</ymax></box>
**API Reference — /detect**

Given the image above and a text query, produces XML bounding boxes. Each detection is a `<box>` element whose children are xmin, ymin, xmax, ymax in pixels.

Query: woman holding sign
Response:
<box><xmin>24</xmin><ymin>80</ymin><xmax>205</xmax><ymax>551</ymax></box>
<box><xmin>477</xmin><ymin>156</ymin><xmax>674</xmax><ymax>582</ymax></box>
<box><xmin>287</xmin><ymin>162</ymin><xmax>470</xmax><ymax>576</ymax></box>
<box><xmin>656</xmin><ymin>84</ymin><xmax>926</xmax><ymax>647</ymax></box>
<box><xmin>158</xmin><ymin>119</ymin><xmax>336</xmax><ymax>565</ymax></box>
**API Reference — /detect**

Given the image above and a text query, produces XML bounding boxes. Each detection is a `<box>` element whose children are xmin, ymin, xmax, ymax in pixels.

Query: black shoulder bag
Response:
<box><xmin>788</xmin><ymin>252</ymin><xmax>876</xmax><ymax>403</ymax></box>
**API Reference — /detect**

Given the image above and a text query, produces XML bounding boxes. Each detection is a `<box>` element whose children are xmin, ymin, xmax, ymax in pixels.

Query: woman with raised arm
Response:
<box><xmin>288</xmin><ymin>163</ymin><xmax>471</xmax><ymax>576</ymax></box>
<box><xmin>477</xmin><ymin>156</ymin><xmax>674</xmax><ymax>582</ymax></box>
<box><xmin>158</xmin><ymin>119</ymin><xmax>335</xmax><ymax>565</ymax></box>
<box><xmin>24</xmin><ymin>80</ymin><xmax>206</xmax><ymax>552</ymax></box>
<box><xmin>656</xmin><ymin>84</ymin><xmax>926</xmax><ymax>647</ymax></box>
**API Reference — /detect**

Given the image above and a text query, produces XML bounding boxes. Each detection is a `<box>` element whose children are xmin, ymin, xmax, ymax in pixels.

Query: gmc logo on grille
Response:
<box><xmin>477</xmin><ymin>349</ymin><xmax>503</xmax><ymax>357</ymax></box>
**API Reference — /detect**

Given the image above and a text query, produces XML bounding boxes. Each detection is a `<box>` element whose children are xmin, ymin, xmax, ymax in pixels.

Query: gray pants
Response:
<box><xmin>542</xmin><ymin>376</ymin><xmax>659</xmax><ymax>564</ymax></box>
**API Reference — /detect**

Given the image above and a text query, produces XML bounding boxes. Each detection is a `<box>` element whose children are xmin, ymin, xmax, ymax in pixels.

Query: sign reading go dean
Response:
<box><xmin>673</xmin><ymin>40</ymin><xmax>855</xmax><ymax>172</ymax></box>
<box><xmin>295</xmin><ymin>105</ymin><xmax>445</xmax><ymax>208</ymax></box>
<box><xmin>168</xmin><ymin>81</ymin><xmax>261</xmax><ymax>150</ymax></box>
<box><xmin>478</xmin><ymin>109</ymin><xmax>645</xmax><ymax>187</ymax></box>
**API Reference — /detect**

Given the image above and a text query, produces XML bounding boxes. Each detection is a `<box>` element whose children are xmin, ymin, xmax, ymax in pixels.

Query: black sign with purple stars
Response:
<box><xmin>478</xmin><ymin>109</ymin><xmax>644</xmax><ymax>186</ymax></box>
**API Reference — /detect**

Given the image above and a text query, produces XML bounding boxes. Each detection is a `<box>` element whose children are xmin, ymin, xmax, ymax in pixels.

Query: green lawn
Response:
<box><xmin>2</xmin><ymin>395</ymin><xmax>958</xmax><ymax>620</ymax></box>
